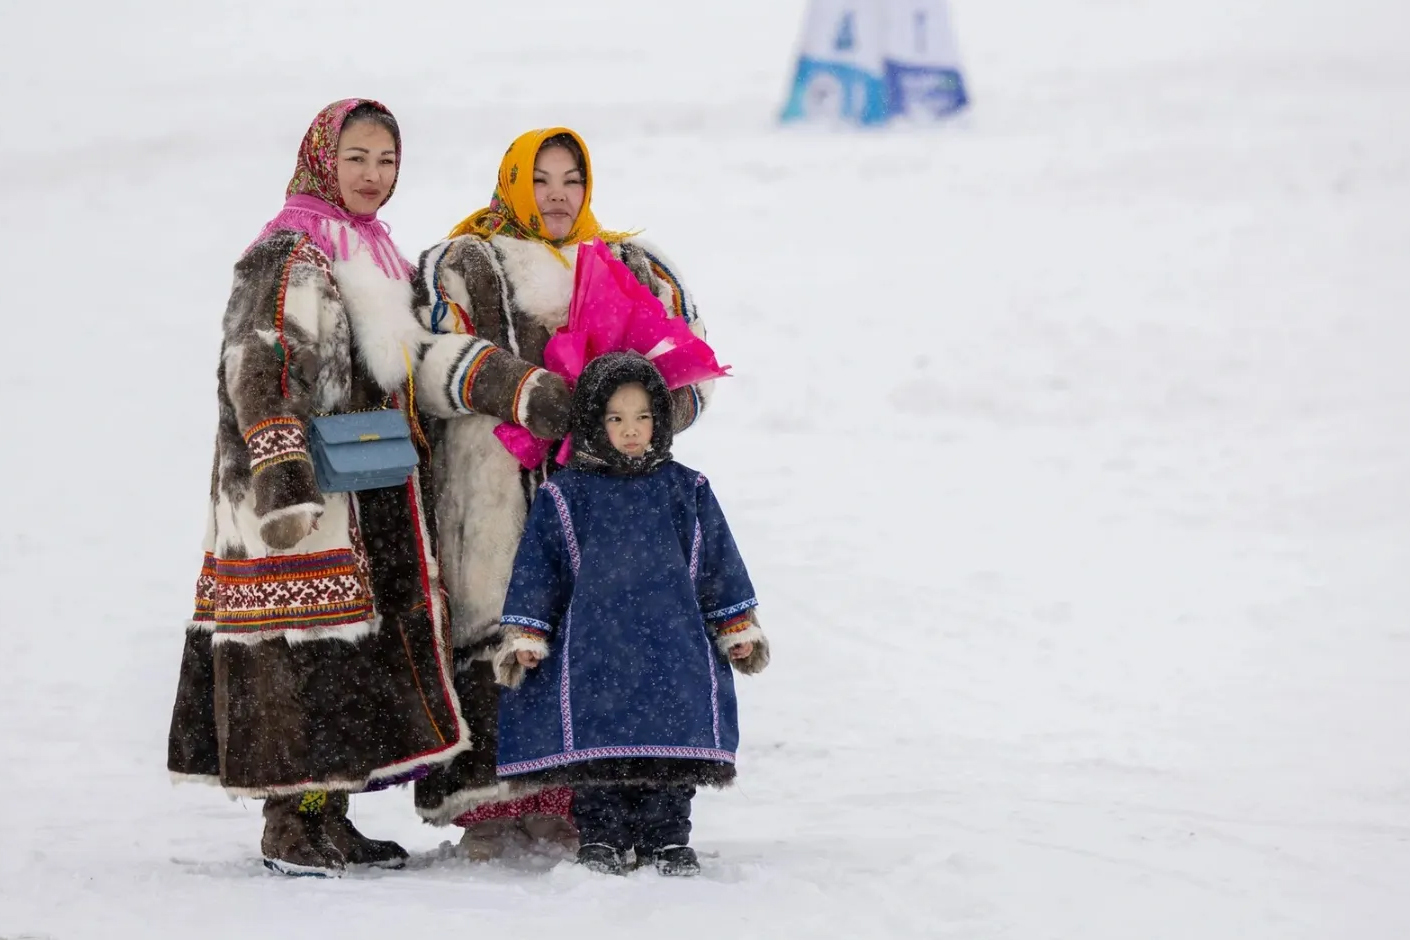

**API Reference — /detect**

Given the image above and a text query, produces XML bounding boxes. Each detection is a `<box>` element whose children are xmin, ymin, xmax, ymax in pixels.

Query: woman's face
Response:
<box><xmin>533</xmin><ymin>145</ymin><xmax>585</xmax><ymax>240</ymax></box>
<box><xmin>337</xmin><ymin>121</ymin><xmax>398</xmax><ymax>215</ymax></box>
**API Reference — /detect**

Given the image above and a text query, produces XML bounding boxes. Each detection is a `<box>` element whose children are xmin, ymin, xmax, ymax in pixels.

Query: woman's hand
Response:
<box><xmin>516</xmin><ymin>649</ymin><xmax>542</xmax><ymax>668</ymax></box>
<box><xmin>729</xmin><ymin>642</ymin><xmax>754</xmax><ymax>661</ymax></box>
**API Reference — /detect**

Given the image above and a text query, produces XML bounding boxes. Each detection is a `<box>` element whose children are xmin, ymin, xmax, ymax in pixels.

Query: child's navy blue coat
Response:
<box><xmin>495</xmin><ymin>460</ymin><xmax>757</xmax><ymax>788</ymax></box>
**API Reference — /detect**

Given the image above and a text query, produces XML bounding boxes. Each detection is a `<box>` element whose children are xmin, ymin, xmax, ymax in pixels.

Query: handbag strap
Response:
<box><xmin>400</xmin><ymin>345</ymin><xmax>429</xmax><ymax>451</ymax></box>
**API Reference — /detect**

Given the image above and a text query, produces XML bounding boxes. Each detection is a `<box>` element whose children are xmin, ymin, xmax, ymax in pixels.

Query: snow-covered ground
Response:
<box><xmin>3</xmin><ymin>1</ymin><xmax>1409</xmax><ymax>937</ymax></box>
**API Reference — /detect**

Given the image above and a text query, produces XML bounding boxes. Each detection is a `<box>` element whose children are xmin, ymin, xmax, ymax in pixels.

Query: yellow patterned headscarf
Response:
<box><xmin>447</xmin><ymin>128</ymin><xmax>635</xmax><ymax>263</ymax></box>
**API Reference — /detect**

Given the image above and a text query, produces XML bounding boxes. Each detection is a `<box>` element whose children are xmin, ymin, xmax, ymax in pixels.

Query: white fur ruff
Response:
<box><xmin>490</xmin><ymin>238</ymin><xmax>577</xmax><ymax>336</ymax></box>
<box><xmin>331</xmin><ymin>224</ymin><xmax>429</xmax><ymax>394</ymax></box>
<box><xmin>416</xmin><ymin>781</ymin><xmax>521</xmax><ymax>826</ymax></box>
<box><xmin>210</xmin><ymin>616</ymin><xmax>382</xmax><ymax>648</ymax></box>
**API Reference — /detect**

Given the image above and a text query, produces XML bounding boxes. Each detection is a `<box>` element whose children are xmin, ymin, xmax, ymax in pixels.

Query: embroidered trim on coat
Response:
<box><xmin>542</xmin><ymin>482</ymin><xmax>581</xmax><ymax>574</ymax></box>
<box><xmin>503</xmin><ymin>615</ymin><xmax>551</xmax><ymax>638</ymax></box>
<box><xmin>210</xmin><ymin>548</ymin><xmax>374</xmax><ymax>635</ymax></box>
<box><xmin>511</xmin><ymin>368</ymin><xmax>540</xmax><ymax>427</ymax></box>
<box><xmin>688</xmin><ymin>517</ymin><xmax>722</xmax><ymax>747</ymax></box>
<box><xmin>428</xmin><ymin>242</ymin><xmax>475</xmax><ymax>336</ymax></box>
<box><xmin>689</xmin><ymin>520</ymin><xmax>703</xmax><ymax>580</ymax></box>
<box><xmin>447</xmin><ymin>338</ymin><xmax>496</xmax><ymax>414</ymax></box>
<box><xmin>716</xmin><ymin>612</ymin><xmax>755</xmax><ymax>636</ymax></box>
<box><xmin>498</xmin><ymin>745</ymin><xmax>736</xmax><ymax>777</ymax></box>
<box><xmin>645</xmin><ymin>253</ymin><xmax>694</xmax><ymax>324</ymax></box>
<box><xmin>679</xmin><ymin>384</ymin><xmax>702</xmax><ymax>430</ymax></box>
<box><xmin>273</xmin><ymin>237</ymin><xmax>334</xmax><ymax>398</ymax></box>
<box><xmin>191</xmin><ymin>552</ymin><xmax>217</xmax><ymax>623</ymax></box>
<box><xmin>244</xmin><ymin>416</ymin><xmax>309</xmax><ymax>474</ymax></box>
<box><xmin>559</xmin><ymin>608</ymin><xmax>575</xmax><ymax>751</ymax></box>
<box><xmin>541</xmin><ymin>481</ymin><xmax>582</xmax><ymax>752</ymax></box>
<box><xmin>705</xmin><ymin>598</ymin><xmax>759</xmax><ymax>621</ymax></box>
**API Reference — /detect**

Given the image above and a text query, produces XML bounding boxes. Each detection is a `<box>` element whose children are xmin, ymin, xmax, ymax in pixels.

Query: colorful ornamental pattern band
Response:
<box><xmin>705</xmin><ymin>598</ymin><xmax>759</xmax><ymax>621</ymax></box>
<box><xmin>716</xmin><ymin>612</ymin><xmax>755</xmax><ymax>637</ymax></box>
<box><xmin>193</xmin><ymin>547</ymin><xmax>375</xmax><ymax>636</ymax></box>
<box><xmin>503</xmin><ymin>615</ymin><xmax>552</xmax><ymax>640</ymax></box>
<box><xmin>448</xmin><ymin>339</ymin><xmax>496</xmax><ymax>415</ymax></box>
<box><xmin>191</xmin><ymin>554</ymin><xmax>218</xmax><ymax>624</ymax></box>
<box><xmin>244</xmin><ymin>416</ymin><xmax>309</xmax><ymax>474</ymax></box>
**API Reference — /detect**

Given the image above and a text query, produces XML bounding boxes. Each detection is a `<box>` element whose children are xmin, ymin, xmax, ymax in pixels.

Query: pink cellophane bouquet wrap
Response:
<box><xmin>494</xmin><ymin>240</ymin><xmax>730</xmax><ymax>468</ymax></box>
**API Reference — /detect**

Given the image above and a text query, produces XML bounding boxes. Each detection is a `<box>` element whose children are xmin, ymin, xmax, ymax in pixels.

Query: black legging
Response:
<box><xmin>572</xmin><ymin>784</ymin><xmax>696</xmax><ymax>852</ymax></box>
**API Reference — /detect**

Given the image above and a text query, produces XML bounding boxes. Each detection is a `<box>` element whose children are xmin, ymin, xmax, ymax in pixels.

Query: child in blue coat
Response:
<box><xmin>491</xmin><ymin>352</ymin><xmax>770</xmax><ymax>876</ymax></box>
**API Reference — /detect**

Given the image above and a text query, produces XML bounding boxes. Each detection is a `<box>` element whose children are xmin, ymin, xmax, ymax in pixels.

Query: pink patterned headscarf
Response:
<box><xmin>247</xmin><ymin>98</ymin><xmax>411</xmax><ymax>279</ymax></box>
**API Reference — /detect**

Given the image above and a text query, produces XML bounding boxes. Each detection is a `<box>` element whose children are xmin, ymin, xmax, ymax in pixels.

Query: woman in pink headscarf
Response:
<box><xmin>167</xmin><ymin>99</ymin><xmax>566</xmax><ymax>877</ymax></box>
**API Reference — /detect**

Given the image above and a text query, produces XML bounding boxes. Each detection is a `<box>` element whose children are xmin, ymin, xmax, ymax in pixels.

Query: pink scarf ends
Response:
<box><xmin>248</xmin><ymin>194</ymin><xmax>412</xmax><ymax>279</ymax></box>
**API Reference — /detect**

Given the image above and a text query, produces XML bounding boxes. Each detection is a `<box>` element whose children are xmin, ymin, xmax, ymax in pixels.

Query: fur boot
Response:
<box><xmin>521</xmin><ymin>813</ymin><xmax>580</xmax><ymax>853</ymax></box>
<box><xmin>322</xmin><ymin>792</ymin><xmax>409</xmax><ymax>870</ymax></box>
<box><xmin>261</xmin><ymin>793</ymin><xmax>345</xmax><ymax>877</ymax></box>
<box><xmin>457</xmin><ymin>817</ymin><xmax>529</xmax><ymax>862</ymax></box>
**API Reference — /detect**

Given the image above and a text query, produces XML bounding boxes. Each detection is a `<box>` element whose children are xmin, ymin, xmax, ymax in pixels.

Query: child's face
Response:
<box><xmin>604</xmin><ymin>383</ymin><xmax>653</xmax><ymax>458</ymax></box>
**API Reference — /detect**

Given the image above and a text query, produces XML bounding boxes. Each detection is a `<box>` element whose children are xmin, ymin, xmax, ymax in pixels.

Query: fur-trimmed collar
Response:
<box><xmin>332</xmin><ymin>219</ymin><xmax>426</xmax><ymax>393</ymax></box>
<box><xmin>488</xmin><ymin>237</ymin><xmax>579</xmax><ymax>332</ymax></box>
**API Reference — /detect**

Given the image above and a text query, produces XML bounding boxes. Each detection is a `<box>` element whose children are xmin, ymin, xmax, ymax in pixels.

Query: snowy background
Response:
<box><xmin>3</xmin><ymin>0</ymin><xmax>1409</xmax><ymax>937</ymax></box>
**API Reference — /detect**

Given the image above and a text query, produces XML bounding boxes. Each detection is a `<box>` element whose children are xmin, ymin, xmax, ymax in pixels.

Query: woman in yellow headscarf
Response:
<box><xmin>409</xmin><ymin>128</ymin><xmax>718</xmax><ymax>856</ymax></box>
<box><xmin>446</xmin><ymin>127</ymin><xmax>635</xmax><ymax>256</ymax></box>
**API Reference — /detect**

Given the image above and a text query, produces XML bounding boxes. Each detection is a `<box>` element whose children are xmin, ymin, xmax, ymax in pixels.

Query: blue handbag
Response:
<box><xmin>308</xmin><ymin>409</ymin><xmax>419</xmax><ymax>493</ymax></box>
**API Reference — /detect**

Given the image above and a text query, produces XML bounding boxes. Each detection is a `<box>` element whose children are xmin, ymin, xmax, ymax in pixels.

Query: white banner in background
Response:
<box><xmin>781</xmin><ymin>0</ymin><xmax>969</xmax><ymax>127</ymax></box>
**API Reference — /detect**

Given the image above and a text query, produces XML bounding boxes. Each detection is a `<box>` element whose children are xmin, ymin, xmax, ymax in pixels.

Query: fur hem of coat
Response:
<box><xmin>503</xmin><ymin>757</ymin><xmax>736</xmax><ymax>792</ymax></box>
<box><xmin>411</xmin><ymin>661</ymin><xmax>506</xmax><ymax>826</ymax></box>
<box><xmin>215</xmin><ymin>779</ymin><xmax>367</xmax><ymax>800</ymax></box>
<box><xmin>169</xmin><ymin>771</ymin><xmax>222</xmax><ymax>788</ymax></box>
<box><xmin>195</xmin><ymin>726</ymin><xmax>477</xmax><ymax>802</ymax></box>
<box><xmin>209</xmin><ymin>615</ymin><xmax>382</xmax><ymax>647</ymax></box>
<box><xmin>368</xmin><ymin>724</ymin><xmax>474</xmax><ymax>786</ymax></box>
<box><xmin>415</xmin><ymin>780</ymin><xmax>521</xmax><ymax>826</ymax></box>
<box><xmin>492</xmin><ymin>632</ymin><xmax>551</xmax><ymax>689</ymax></box>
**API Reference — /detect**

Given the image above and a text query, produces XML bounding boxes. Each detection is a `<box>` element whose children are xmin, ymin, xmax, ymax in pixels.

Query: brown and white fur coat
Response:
<box><xmin>406</xmin><ymin>234</ymin><xmax>713</xmax><ymax>824</ymax></box>
<box><xmin>167</xmin><ymin>223</ymin><xmax>520</xmax><ymax>799</ymax></box>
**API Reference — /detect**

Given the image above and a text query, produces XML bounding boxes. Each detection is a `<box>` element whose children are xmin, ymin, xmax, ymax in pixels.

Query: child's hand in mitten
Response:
<box><xmin>495</xmin><ymin>631</ymin><xmax>548</xmax><ymax>688</ymax></box>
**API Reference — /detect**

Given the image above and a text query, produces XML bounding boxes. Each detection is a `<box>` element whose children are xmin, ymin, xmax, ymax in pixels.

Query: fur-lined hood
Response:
<box><xmin>568</xmin><ymin>353</ymin><xmax>675</xmax><ymax>477</ymax></box>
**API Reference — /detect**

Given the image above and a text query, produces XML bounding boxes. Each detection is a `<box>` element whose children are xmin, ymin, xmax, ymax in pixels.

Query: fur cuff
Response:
<box><xmin>492</xmin><ymin>631</ymin><xmax>551</xmax><ymax>689</ymax></box>
<box><xmin>716</xmin><ymin>622</ymin><xmax>770</xmax><ymax>675</ymax></box>
<box><xmin>418</xmin><ymin>335</ymin><xmax>491</xmax><ymax>418</ymax></box>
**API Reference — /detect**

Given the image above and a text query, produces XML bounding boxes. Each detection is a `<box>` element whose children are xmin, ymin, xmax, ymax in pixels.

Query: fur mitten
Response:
<box><xmin>522</xmin><ymin>372</ymin><xmax>572</xmax><ymax>441</ymax></box>
<box><xmin>715</xmin><ymin>610</ymin><xmax>770</xmax><ymax>675</ymax></box>
<box><xmin>492</xmin><ymin>628</ymin><xmax>552</xmax><ymax>689</ymax></box>
<box><xmin>259</xmin><ymin>504</ymin><xmax>323</xmax><ymax>550</ymax></box>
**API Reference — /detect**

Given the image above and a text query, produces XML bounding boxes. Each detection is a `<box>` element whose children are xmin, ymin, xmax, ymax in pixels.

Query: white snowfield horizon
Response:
<box><xmin>2</xmin><ymin>1</ymin><xmax>1409</xmax><ymax>938</ymax></box>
